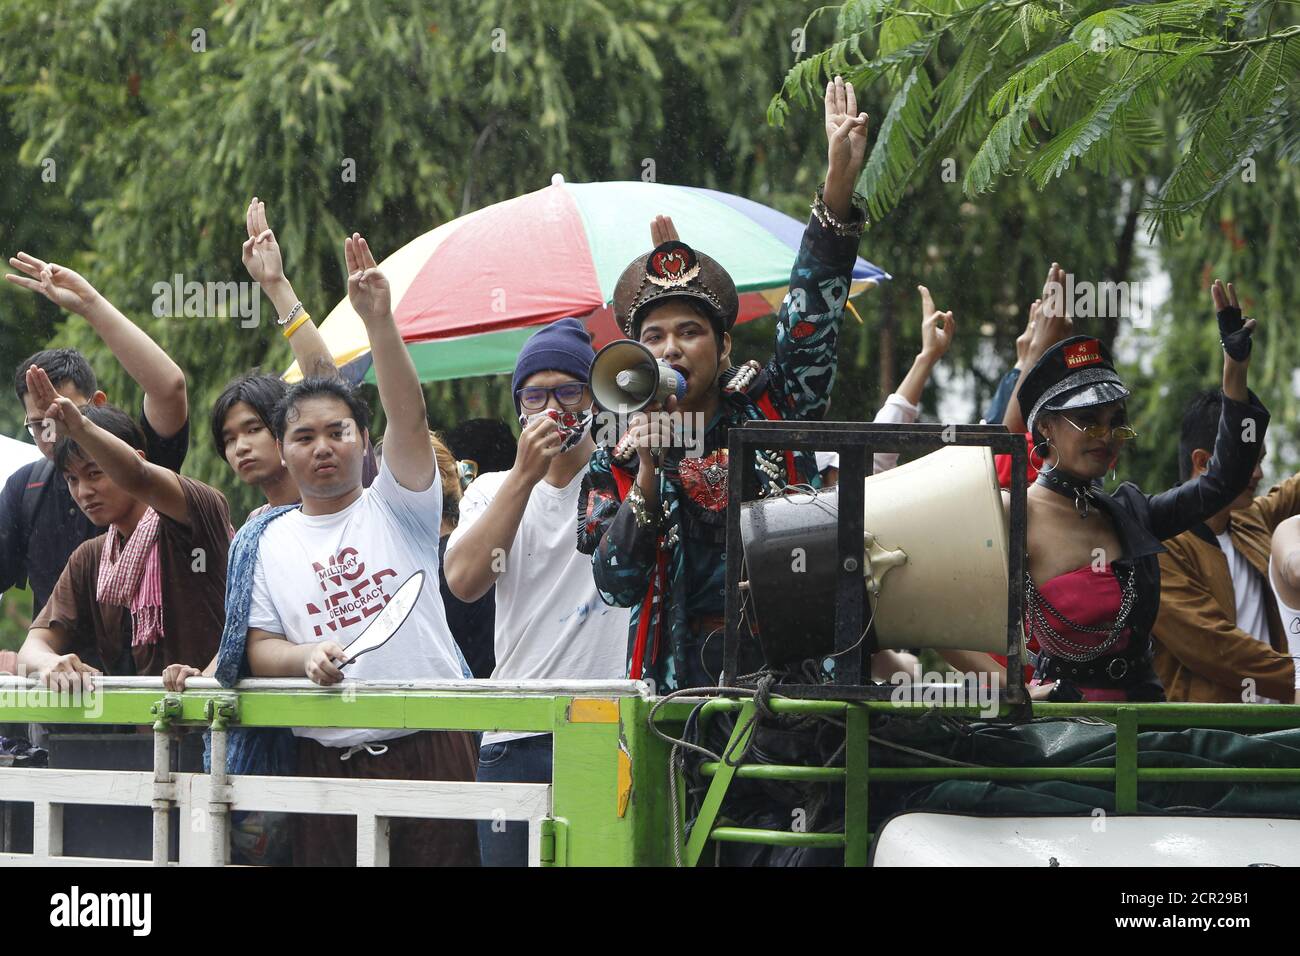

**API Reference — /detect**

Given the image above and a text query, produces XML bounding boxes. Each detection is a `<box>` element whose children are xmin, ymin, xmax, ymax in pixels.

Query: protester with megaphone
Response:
<box><xmin>578</xmin><ymin>75</ymin><xmax>871</xmax><ymax>693</ymax></box>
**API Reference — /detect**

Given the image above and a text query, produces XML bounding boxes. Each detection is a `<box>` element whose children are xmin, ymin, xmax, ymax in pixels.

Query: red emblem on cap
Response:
<box><xmin>1063</xmin><ymin>339</ymin><xmax>1102</xmax><ymax>369</ymax></box>
<box><xmin>645</xmin><ymin>240</ymin><xmax>700</xmax><ymax>289</ymax></box>
<box><xmin>791</xmin><ymin>320</ymin><xmax>816</xmax><ymax>340</ymax></box>
<box><xmin>651</xmin><ymin>249</ymin><xmax>688</xmax><ymax>279</ymax></box>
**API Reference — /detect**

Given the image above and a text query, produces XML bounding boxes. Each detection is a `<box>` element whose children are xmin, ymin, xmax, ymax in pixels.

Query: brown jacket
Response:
<box><xmin>1153</xmin><ymin>475</ymin><xmax>1300</xmax><ymax>702</ymax></box>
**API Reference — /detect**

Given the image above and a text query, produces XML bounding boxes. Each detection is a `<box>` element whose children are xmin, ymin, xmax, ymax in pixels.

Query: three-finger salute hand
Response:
<box><xmin>650</xmin><ymin>215</ymin><xmax>681</xmax><ymax>246</ymax></box>
<box><xmin>1015</xmin><ymin>299</ymin><xmax>1041</xmax><ymax>368</ymax></box>
<box><xmin>1212</xmin><ymin>278</ymin><xmax>1255</xmax><ymax>362</ymax></box>
<box><xmin>345</xmin><ymin>233</ymin><xmax>391</xmax><ymax>323</ymax></box>
<box><xmin>241</xmin><ymin>197</ymin><xmax>286</xmax><ymax>285</ymax></box>
<box><xmin>25</xmin><ymin>366</ymin><xmax>83</xmax><ymax>438</ymax></box>
<box><xmin>825</xmin><ymin>75</ymin><xmax>870</xmax><ymax>178</ymax></box>
<box><xmin>5</xmin><ymin>253</ymin><xmax>100</xmax><ymax>315</ymax></box>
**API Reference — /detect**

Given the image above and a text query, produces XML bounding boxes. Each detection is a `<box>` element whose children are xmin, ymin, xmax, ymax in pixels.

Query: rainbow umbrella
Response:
<box><xmin>285</xmin><ymin>178</ymin><xmax>890</xmax><ymax>384</ymax></box>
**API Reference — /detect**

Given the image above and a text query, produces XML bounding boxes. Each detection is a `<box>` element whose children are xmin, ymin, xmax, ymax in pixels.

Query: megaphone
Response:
<box><xmin>739</xmin><ymin>445</ymin><xmax>1010</xmax><ymax>668</ymax></box>
<box><xmin>590</xmin><ymin>340</ymin><xmax>687</xmax><ymax>414</ymax></box>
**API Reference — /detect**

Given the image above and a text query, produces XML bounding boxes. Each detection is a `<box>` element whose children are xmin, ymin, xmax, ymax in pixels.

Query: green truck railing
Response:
<box><xmin>3</xmin><ymin>677</ymin><xmax>1300</xmax><ymax>866</ymax></box>
<box><xmin>0</xmin><ymin>677</ymin><xmax>678</xmax><ymax>866</ymax></box>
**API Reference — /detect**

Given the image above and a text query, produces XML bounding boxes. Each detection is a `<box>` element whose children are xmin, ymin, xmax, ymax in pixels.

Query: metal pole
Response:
<box><xmin>149</xmin><ymin>696</ymin><xmax>180</xmax><ymax>867</ymax></box>
<box><xmin>151</xmin><ymin>728</ymin><xmax>172</xmax><ymax>866</ymax></box>
<box><xmin>205</xmin><ymin>698</ymin><xmax>233</xmax><ymax>867</ymax></box>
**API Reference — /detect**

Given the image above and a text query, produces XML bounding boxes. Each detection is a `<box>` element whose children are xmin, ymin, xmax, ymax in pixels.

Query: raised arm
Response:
<box><xmin>871</xmin><ymin>285</ymin><xmax>955</xmax><ymax>473</ymax></box>
<box><xmin>770</xmin><ymin>76</ymin><xmax>870</xmax><ymax>421</ymax></box>
<box><xmin>5</xmin><ymin>253</ymin><xmax>187</xmax><ymax>438</ymax></box>
<box><xmin>1003</xmin><ymin>263</ymin><xmax>1073</xmax><ymax>433</ymax></box>
<box><xmin>983</xmin><ymin>297</ymin><xmax>1038</xmax><ymax>425</ymax></box>
<box><xmin>345</xmin><ymin>233</ymin><xmax>433</xmax><ymax>491</ymax></box>
<box><xmin>1141</xmin><ymin>279</ymin><xmax>1264</xmax><ymax>540</ymax></box>
<box><xmin>25</xmin><ymin>366</ymin><xmax>188</xmax><ymax>524</ymax></box>
<box><xmin>822</xmin><ymin>76</ymin><xmax>870</xmax><ymax>221</ymax></box>
<box><xmin>241</xmin><ymin>197</ymin><xmax>339</xmax><ymax>381</ymax></box>
<box><xmin>895</xmin><ymin>285</ymin><xmax>954</xmax><ymax>408</ymax></box>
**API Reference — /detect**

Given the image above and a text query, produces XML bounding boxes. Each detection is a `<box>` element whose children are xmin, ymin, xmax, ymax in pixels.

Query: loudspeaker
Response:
<box><xmin>590</xmin><ymin>339</ymin><xmax>686</xmax><ymax>414</ymax></box>
<box><xmin>739</xmin><ymin>445</ymin><xmax>1009</xmax><ymax>667</ymax></box>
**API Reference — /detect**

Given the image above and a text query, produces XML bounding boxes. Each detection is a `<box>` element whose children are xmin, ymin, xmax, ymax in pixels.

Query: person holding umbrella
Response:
<box><xmin>577</xmin><ymin>75</ymin><xmax>870</xmax><ymax>692</ymax></box>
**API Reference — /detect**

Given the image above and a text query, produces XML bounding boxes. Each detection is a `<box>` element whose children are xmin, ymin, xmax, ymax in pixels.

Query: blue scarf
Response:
<box><xmin>205</xmin><ymin>505</ymin><xmax>299</xmax><ymax>775</ymax></box>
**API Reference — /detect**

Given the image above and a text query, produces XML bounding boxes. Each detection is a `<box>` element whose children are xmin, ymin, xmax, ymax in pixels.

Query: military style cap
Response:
<box><xmin>1020</xmin><ymin>336</ymin><xmax>1131</xmax><ymax>442</ymax></box>
<box><xmin>612</xmin><ymin>240</ymin><xmax>739</xmax><ymax>338</ymax></box>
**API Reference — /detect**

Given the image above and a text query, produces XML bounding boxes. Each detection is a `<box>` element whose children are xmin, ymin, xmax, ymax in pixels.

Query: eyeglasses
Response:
<box><xmin>516</xmin><ymin>383</ymin><xmax>587</xmax><ymax>411</ymax></box>
<box><xmin>1060</xmin><ymin>415</ymin><xmax>1138</xmax><ymax>443</ymax></box>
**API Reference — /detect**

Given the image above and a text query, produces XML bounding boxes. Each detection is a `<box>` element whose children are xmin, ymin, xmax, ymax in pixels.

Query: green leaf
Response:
<box><xmin>1069</xmin><ymin>9</ymin><xmax>1143</xmax><ymax>53</ymax></box>
<box><xmin>854</xmin><ymin>62</ymin><xmax>935</xmax><ymax>220</ymax></box>
<box><xmin>964</xmin><ymin>75</ymin><xmax>1051</xmax><ymax>194</ymax></box>
<box><xmin>988</xmin><ymin>39</ymin><xmax>1095</xmax><ymax>114</ymax></box>
<box><xmin>1025</xmin><ymin>41</ymin><xmax>1214</xmax><ymax>186</ymax></box>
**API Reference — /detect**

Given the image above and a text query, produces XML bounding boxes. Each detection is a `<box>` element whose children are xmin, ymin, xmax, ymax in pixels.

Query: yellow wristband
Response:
<box><xmin>282</xmin><ymin>311</ymin><xmax>311</xmax><ymax>338</ymax></box>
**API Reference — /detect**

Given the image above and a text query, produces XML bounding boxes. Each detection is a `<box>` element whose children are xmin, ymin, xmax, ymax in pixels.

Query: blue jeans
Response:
<box><xmin>476</xmin><ymin>734</ymin><xmax>553</xmax><ymax>867</ymax></box>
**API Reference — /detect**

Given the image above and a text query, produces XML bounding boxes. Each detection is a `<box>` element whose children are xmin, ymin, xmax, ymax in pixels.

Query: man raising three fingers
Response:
<box><xmin>213</xmin><ymin>232</ymin><xmax>478</xmax><ymax>867</ymax></box>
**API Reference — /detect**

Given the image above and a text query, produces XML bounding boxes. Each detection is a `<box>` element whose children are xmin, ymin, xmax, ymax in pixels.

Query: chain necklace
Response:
<box><xmin>1024</xmin><ymin>566</ymin><xmax>1138</xmax><ymax>662</ymax></box>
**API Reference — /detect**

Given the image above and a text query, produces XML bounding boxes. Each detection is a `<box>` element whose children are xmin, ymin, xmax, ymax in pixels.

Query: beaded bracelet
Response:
<box><xmin>811</xmin><ymin>184</ymin><xmax>868</xmax><ymax>237</ymax></box>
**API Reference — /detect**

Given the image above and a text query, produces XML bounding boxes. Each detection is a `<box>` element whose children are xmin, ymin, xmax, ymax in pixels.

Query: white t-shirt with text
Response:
<box><xmin>248</xmin><ymin>457</ymin><xmax>468</xmax><ymax>747</ymax></box>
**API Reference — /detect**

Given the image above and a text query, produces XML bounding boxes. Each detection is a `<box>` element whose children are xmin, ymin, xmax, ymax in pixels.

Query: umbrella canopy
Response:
<box><xmin>286</xmin><ymin>178</ymin><xmax>890</xmax><ymax>384</ymax></box>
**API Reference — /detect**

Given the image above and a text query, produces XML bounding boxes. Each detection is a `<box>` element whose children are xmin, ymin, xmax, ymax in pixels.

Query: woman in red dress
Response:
<box><xmin>1012</xmin><ymin>280</ymin><xmax>1264</xmax><ymax>702</ymax></box>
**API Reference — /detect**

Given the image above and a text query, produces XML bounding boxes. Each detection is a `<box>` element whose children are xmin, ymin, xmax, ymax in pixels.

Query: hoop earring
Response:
<box><xmin>1031</xmin><ymin>439</ymin><xmax>1057</xmax><ymax>475</ymax></box>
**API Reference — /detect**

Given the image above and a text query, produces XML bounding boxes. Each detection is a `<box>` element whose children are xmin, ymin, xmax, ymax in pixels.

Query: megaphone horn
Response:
<box><xmin>591</xmin><ymin>339</ymin><xmax>687</xmax><ymax>414</ymax></box>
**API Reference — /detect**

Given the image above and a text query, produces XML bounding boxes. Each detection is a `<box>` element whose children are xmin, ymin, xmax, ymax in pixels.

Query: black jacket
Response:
<box><xmin>1040</xmin><ymin>391</ymin><xmax>1269</xmax><ymax>701</ymax></box>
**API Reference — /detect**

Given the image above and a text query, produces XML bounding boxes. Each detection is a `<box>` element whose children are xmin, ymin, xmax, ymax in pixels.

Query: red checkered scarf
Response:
<box><xmin>96</xmin><ymin>507</ymin><xmax>164</xmax><ymax>647</ymax></box>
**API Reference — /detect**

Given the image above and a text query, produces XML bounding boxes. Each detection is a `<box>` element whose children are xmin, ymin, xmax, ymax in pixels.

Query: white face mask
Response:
<box><xmin>519</xmin><ymin>407</ymin><xmax>592</xmax><ymax>452</ymax></box>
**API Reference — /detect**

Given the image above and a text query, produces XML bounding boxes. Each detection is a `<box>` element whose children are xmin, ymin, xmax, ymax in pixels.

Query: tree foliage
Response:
<box><xmin>773</xmin><ymin>0</ymin><xmax>1300</xmax><ymax>494</ymax></box>
<box><xmin>770</xmin><ymin>0</ymin><xmax>1300</xmax><ymax>236</ymax></box>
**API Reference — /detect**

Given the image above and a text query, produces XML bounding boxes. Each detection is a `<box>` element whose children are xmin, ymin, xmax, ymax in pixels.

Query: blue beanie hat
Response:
<box><xmin>510</xmin><ymin>318</ymin><xmax>595</xmax><ymax>411</ymax></box>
